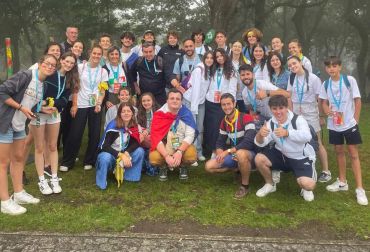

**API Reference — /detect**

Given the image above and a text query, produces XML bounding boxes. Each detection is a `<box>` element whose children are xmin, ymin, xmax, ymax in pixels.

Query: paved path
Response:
<box><xmin>1</xmin><ymin>232</ymin><xmax>370</xmax><ymax>251</ymax></box>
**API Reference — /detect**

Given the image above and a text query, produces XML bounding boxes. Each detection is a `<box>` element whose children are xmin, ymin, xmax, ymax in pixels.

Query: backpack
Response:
<box><xmin>323</xmin><ymin>74</ymin><xmax>351</xmax><ymax>93</ymax></box>
<box><xmin>136</xmin><ymin>55</ymin><xmax>163</xmax><ymax>72</ymax></box>
<box><xmin>178</xmin><ymin>54</ymin><xmax>202</xmax><ymax>89</ymax></box>
<box><xmin>270</xmin><ymin>113</ymin><xmax>319</xmax><ymax>152</ymax></box>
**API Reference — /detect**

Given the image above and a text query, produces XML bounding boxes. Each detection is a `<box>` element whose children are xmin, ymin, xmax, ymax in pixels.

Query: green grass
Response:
<box><xmin>1</xmin><ymin>105</ymin><xmax>370</xmax><ymax>239</ymax></box>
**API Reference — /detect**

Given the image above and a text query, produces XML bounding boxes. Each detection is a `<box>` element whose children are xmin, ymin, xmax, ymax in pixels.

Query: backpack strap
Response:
<box><xmin>324</xmin><ymin>74</ymin><xmax>351</xmax><ymax>93</ymax></box>
<box><xmin>179</xmin><ymin>55</ymin><xmax>184</xmax><ymax>81</ymax></box>
<box><xmin>289</xmin><ymin>72</ymin><xmax>296</xmax><ymax>86</ymax></box>
<box><xmin>204</xmin><ymin>44</ymin><xmax>210</xmax><ymax>52</ymax></box>
<box><xmin>291</xmin><ymin>113</ymin><xmax>298</xmax><ymax>129</ymax></box>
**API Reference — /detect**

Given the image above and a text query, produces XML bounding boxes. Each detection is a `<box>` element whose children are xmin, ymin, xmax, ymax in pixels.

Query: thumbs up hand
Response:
<box><xmin>259</xmin><ymin>121</ymin><xmax>270</xmax><ymax>137</ymax></box>
<box><xmin>274</xmin><ymin>124</ymin><xmax>288</xmax><ymax>138</ymax></box>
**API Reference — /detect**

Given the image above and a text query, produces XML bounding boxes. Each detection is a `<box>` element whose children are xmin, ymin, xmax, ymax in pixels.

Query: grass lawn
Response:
<box><xmin>0</xmin><ymin>105</ymin><xmax>369</xmax><ymax>240</ymax></box>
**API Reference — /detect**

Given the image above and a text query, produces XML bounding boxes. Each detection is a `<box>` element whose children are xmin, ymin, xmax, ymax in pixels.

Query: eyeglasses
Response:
<box><xmin>42</xmin><ymin>61</ymin><xmax>57</xmax><ymax>69</ymax></box>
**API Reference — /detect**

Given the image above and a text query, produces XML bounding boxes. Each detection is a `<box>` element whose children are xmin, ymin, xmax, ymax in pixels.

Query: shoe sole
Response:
<box><xmin>179</xmin><ymin>176</ymin><xmax>188</xmax><ymax>180</ymax></box>
<box><xmin>159</xmin><ymin>177</ymin><xmax>168</xmax><ymax>181</ymax></box>
<box><xmin>326</xmin><ymin>187</ymin><xmax>348</xmax><ymax>192</ymax></box>
<box><xmin>256</xmin><ymin>188</ymin><xmax>276</xmax><ymax>197</ymax></box>
<box><xmin>1</xmin><ymin>209</ymin><xmax>27</xmax><ymax>215</ymax></box>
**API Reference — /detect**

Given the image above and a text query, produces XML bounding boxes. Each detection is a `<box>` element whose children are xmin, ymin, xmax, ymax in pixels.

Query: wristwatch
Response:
<box><xmin>176</xmin><ymin>149</ymin><xmax>184</xmax><ymax>154</ymax></box>
<box><xmin>227</xmin><ymin>148</ymin><xmax>231</xmax><ymax>154</ymax></box>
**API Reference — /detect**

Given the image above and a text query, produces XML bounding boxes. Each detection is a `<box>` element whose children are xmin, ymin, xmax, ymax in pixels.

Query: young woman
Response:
<box><xmin>96</xmin><ymin>103</ymin><xmax>144</xmax><ymax>189</ymax></box>
<box><xmin>30</xmin><ymin>52</ymin><xmax>79</xmax><ymax>194</ymax></box>
<box><xmin>0</xmin><ymin>54</ymin><xmax>57</xmax><ymax>215</ymax></box>
<box><xmin>102</xmin><ymin>46</ymin><xmax>131</xmax><ymax>109</ymax></box>
<box><xmin>137</xmin><ymin>93</ymin><xmax>159</xmax><ymax>175</ymax></box>
<box><xmin>230</xmin><ymin>40</ymin><xmax>249</xmax><ymax>113</ymax></box>
<box><xmin>204</xmin><ymin>48</ymin><xmax>237</xmax><ymax>154</ymax></box>
<box><xmin>287</xmin><ymin>55</ymin><xmax>331</xmax><ymax>182</ymax></box>
<box><xmin>71</xmin><ymin>40</ymin><xmax>85</xmax><ymax>64</ymax></box>
<box><xmin>60</xmin><ymin>45</ymin><xmax>108</xmax><ymax>172</ymax></box>
<box><xmin>29</xmin><ymin>42</ymin><xmax>62</xmax><ymax>70</ymax></box>
<box><xmin>183</xmin><ymin>51</ymin><xmax>215</xmax><ymax>161</ymax></box>
<box><xmin>267</xmin><ymin>51</ymin><xmax>290</xmax><ymax>90</ymax></box>
<box><xmin>288</xmin><ymin>39</ymin><xmax>312</xmax><ymax>73</ymax></box>
<box><xmin>251</xmin><ymin>42</ymin><xmax>269</xmax><ymax>81</ymax></box>
<box><xmin>242</xmin><ymin>28</ymin><xmax>264</xmax><ymax>62</ymax></box>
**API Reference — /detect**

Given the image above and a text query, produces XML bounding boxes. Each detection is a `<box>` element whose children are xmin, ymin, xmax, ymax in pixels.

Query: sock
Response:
<box><xmin>14</xmin><ymin>190</ymin><xmax>25</xmax><ymax>196</ymax></box>
<box><xmin>52</xmin><ymin>174</ymin><xmax>58</xmax><ymax>179</ymax></box>
<box><xmin>39</xmin><ymin>175</ymin><xmax>45</xmax><ymax>181</ymax></box>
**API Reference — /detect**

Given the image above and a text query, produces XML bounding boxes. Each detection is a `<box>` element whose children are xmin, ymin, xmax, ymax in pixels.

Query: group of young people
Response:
<box><xmin>0</xmin><ymin>26</ymin><xmax>367</xmax><ymax>216</ymax></box>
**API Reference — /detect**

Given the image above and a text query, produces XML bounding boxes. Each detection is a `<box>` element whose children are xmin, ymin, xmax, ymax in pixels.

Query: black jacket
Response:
<box><xmin>158</xmin><ymin>44</ymin><xmax>184</xmax><ymax>88</ymax></box>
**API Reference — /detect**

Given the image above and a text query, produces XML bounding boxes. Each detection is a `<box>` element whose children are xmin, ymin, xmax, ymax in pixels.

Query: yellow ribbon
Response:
<box><xmin>224</xmin><ymin>109</ymin><xmax>239</xmax><ymax>132</ymax></box>
<box><xmin>98</xmin><ymin>82</ymin><xmax>108</xmax><ymax>92</ymax></box>
<box><xmin>299</xmin><ymin>53</ymin><xmax>304</xmax><ymax>61</ymax></box>
<box><xmin>46</xmin><ymin>97</ymin><xmax>55</xmax><ymax>107</ymax></box>
<box><xmin>115</xmin><ymin>157</ymin><xmax>124</xmax><ymax>188</ymax></box>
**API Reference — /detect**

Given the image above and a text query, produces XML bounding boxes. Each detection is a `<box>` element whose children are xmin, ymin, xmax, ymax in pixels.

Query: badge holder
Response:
<box><xmin>214</xmin><ymin>91</ymin><xmax>221</xmax><ymax>103</ymax></box>
<box><xmin>171</xmin><ymin>136</ymin><xmax>180</xmax><ymax>149</ymax></box>
<box><xmin>89</xmin><ymin>94</ymin><xmax>97</xmax><ymax>106</ymax></box>
<box><xmin>333</xmin><ymin>111</ymin><xmax>344</xmax><ymax>126</ymax></box>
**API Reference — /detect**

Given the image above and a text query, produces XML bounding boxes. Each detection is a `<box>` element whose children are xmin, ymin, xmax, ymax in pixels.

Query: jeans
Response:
<box><xmin>95</xmin><ymin>147</ymin><xmax>144</xmax><ymax>190</ymax></box>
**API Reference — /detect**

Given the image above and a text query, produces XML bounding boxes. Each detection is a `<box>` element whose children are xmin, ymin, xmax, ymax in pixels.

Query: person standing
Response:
<box><xmin>60</xmin><ymin>26</ymin><xmax>79</xmax><ymax>53</ymax></box>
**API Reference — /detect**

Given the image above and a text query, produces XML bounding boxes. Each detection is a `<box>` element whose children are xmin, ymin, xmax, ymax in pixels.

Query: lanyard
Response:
<box><xmin>329</xmin><ymin>75</ymin><xmax>343</xmax><ymax>110</ymax></box>
<box><xmin>120</xmin><ymin>130</ymin><xmax>130</xmax><ymax>151</ymax></box>
<box><xmin>274</xmin><ymin>123</ymin><xmax>288</xmax><ymax>145</ymax></box>
<box><xmin>295</xmin><ymin>75</ymin><xmax>305</xmax><ymax>105</ymax></box>
<box><xmin>246</xmin><ymin>79</ymin><xmax>257</xmax><ymax>112</ymax></box>
<box><xmin>87</xmin><ymin>63</ymin><xmax>100</xmax><ymax>92</ymax></box>
<box><xmin>253</xmin><ymin>64</ymin><xmax>260</xmax><ymax>73</ymax></box>
<box><xmin>216</xmin><ymin>68</ymin><xmax>223</xmax><ymax>90</ymax></box>
<box><xmin>56</xmin><ymin>71</ymin><xmax>66</xmax><ymax>99</ymax></box>
<box><xmin>272</xmin><ymin>73</ymin><xmax>278</xmax><ymax>85</ymax></box>
<box><xmin>225</xmin><ymin>110</ymin><xmax>239</xmax><ymax>146</ymax></box>
<box><xmin>109</xmin><ymin>63</ymin><xmax>120</xmax><ymax>80</ymax></box>
<box><xmin>144</xmin><ymin>58</ymin><xmax>158</xmax><ymax>75</ymax></box>
<box><xmin>185</xmin><ymin>57</ymin><xmax>195</xmax><ymax>72</ymax></box>
<box><xmin>35</xmin><ymin>70</ymin><xmax>43</xmax><ymax>113</ymax></box>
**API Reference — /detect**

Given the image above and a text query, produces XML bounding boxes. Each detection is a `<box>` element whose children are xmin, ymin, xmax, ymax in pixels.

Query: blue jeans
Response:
<box><xmin>95</xmin><ymin>147</ymin><xmax>144</xmax><ymax>190</ymax></box>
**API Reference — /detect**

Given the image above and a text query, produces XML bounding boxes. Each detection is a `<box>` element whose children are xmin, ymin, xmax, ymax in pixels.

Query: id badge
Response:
<box><xmin>89</xmin><ymin>94</ymin><xmax>97</xmax><ymax>106</ymax></box>
<box><xmin>171</xmin><ymin>137</ymin><xmax>180</xmax><ymax>149</ymax></box>
<box><xmin>113</xmin><ymin>82</ymin><xmax>120</xmax><ymax>94</ymax></box>
<box><xmin>333</xmin><ymin>111</ymin><xmax>344</xmax><ymax>126</ymax></box>
<box><xmin>214</xmin><ymin>91</ymin><xmax>221</xmax><ymax>103</ymax></box>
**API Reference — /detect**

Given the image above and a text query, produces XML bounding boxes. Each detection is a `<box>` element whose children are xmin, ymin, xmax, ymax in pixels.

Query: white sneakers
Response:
<box><xmin>59</xmin><ymin>165</ymin><xmax>69</xmax><ymax>172</ymax></box>
<box><xmin>13</xmin><ymin>190</ymin><xmax>40</xmax><ymax>204</ymax></box>
<box><xmin>355</xmin><ymin>188</ymin><xmax>368</xmax><ymax>206</ymax></box>
<box><xmin>1</xmin><ymin>199</ymin><xmax>27</xmax><ymax>215</ymax></box>
<box><xmin>84</xmin><ymin>165</ymin><xmax>93</xmax><ymax>170</ymax></box>
<box><xmin>326</xmin><ymin>178</ymin><xmax>349</xmax><ymax>192</ymax></box>
<box><xmin>256</xmin><ymin>183</ymin><xmax>276</xmax><ymax>197</ymax></box>
<box><xmin>50</xmin><ymin>178</ymin><xmax>62</xmax><ymax>194</ymax></box>
<box><xmin>39</xmin><ymin>178</ymin><xmax>62</xmax><ymax>195</ymax></box>
<box><xmin>300</xmin><ymin>189</ymin><xmax>314</xmax><ymax>202</ymax></box>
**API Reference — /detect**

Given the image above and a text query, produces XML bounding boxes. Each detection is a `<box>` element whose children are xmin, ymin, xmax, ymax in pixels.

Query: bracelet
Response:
<box><xmin>17</xmin><ymin>104</ymin><xmax>22</xmax><ymax>110</ymax></box>
<box><xmin>176</xmin><ymin>149</ymin><xmax>184</xmax><ymax>154</ymax></box>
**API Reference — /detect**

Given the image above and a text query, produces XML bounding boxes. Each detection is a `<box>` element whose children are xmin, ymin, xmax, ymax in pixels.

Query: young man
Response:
<box><xmin>170</xmin><ymin>38</ymin><xmax>201</xmax><ymax>94</ymax></box>
<box><xmin>130</xmin><ymin>42</ymin><xmax>167</xmax><ymax>105</ymax></box>
<box><xmin>205</xmin><ymin>93</ymin><xmax>257</xmax><ymax>199</ymax></box>
<box><xmin>99</xmin><ymin>33</ymin><xmax>112</xmax><ymax>66</ymax></box>
<box><xmin>319</xmin><ymin>56</ymin><xmax>368</xmax><ymax>206</ymax></box>
<box><xmin>149</xmin><ymin>89</ymin><xmax>197</xmax><ymax>181</ymax></box>
<box><xmin>60</xmin><ymin>26</ymin><xmax>78</xmax><ymax>53</ymax></box>
<box><xmin>119</xmin><ymin>31</ymin><xmax>138</xmax><ymax>67</ymax></box>
<box><xmin>214</xmin><ymin>31</ymin><xmax>230</xmax><ymax>55</ymax></box>
<box><xmin>132</xmin><ymin>30</ymin><xmax>161</xmax><ymax>56</ymax></box>
<box><xmin>254</xmin><ymin>95</ymin><xmax>316</xmax><ymax>202</ymax></box>
<box><xmin>191</xmin><ymin>29</ymin><xmax>212</xmax><ymax>56</ymax></box>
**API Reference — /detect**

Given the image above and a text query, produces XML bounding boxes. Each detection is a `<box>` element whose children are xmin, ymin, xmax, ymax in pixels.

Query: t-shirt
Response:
<box><xmin>318</xmin><ymin>75</ymin><xmax>360</xmax><ymax>132</ymax></box>
<box><xmin>242</xmin><ymin>79</ymin><xmax>278</xmax><ymax>118</ymax></box>
<box><xmin>11</xmin><ymin>70</ymin><xmax>43</xmax><ymax>131</ymax></box>
<box><xmin>77</xmin><ymin>63</ymin><xmax>109</xmax><ymax>108</ymax></box>
<box><xmin>253</xmin><ymin>63</ymin><xmax>270</xmax><ymax>82</ymax></box>
<box><xmin>172</xmin><ymin>55</ymin><xmax>202</xmax><ymax>82</ymax></box>
<box><xmin>120</xmin><ymin>50</ymin><xmax>133</xmax><ymax>63</ymax></box>
<box><xmin>205</xmin><ymin>70</ymin><xmax>237</xmax><ymax>103</ymax></box>
<box><xmin>195</xmin><ymin>45</ymin><xmax>212</xmax><ymax>56</ymax></box>
<box><xmin>105</xmin><ymin>63</ymin><xmax>129</xmax><ymax>94</ymax></box>
<box><xmin>287</xmin><ymin>72</ymin><xmax>321</xmax><ymax>104</ymax></box>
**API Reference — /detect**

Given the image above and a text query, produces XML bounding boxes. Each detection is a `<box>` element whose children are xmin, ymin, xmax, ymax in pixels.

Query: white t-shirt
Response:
<box><xmin>205</xmin><ymin>70</ymin><xmax>237</xmax><ymax>103</ymax></box>
<box><xmin>287</xmin><ymin>72</ymin><xmax>321</xmax><ymax>104</ymax></box>
<box><xmin>195</xmin><ymin>45</ymin><xmax>212</xmax><ymax>56</ymax></box>
<box><xmin>242</xmin><ymin>79</ymin><xmax>278</xmax><ymax>118</ymax></box>
<box><xmin>77</xmin><ymin>63</ymin><xmax>109</xmax><ymax>108</ymax></box>
<box><xmin>12</xmin><ymin>70</ymin><xmax>43</xmax><ymax>131</ymax></box>
<box><xmin>29</xmin><ymin>63</ymin><xmax>38</xmax><ymax>70</ymax></box>
<box><xmin>120</xmin><ymin>49</ymin><xmax>133</xmax><ymax>63</ymax></box>
<box><xmin>319</xmin><ymin>75</ymin><xmax>360</xmax><ymax>132</ymax></box>
<box><xmin>302</xmin><ymin>56</ymin><xmax>313</xmax><ymax>73</ymax></box>
<box><xmin>253</xmin><ymin>63</ymin><xmax>270</xmax><ymax>81</ymax></box>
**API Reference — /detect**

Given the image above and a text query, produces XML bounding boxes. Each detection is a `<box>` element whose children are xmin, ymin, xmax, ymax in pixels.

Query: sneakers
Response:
<box><xmin>300</xmin><ymin>189</ymin><xmax>314</xmax><ymax>202</ymax></box>
<box><xmin>84</xmin><ymin>165</ymin><xmax>93</xmax><ymax>170</ymax></box>
<box><xmin>159</xmin><ymin>167</ymin><xmax>168</xmax><ymax>181</ymax></box>
<box><xmin>318</xmin><ymin>171</ymin><xmax>332</xmax><ymax>183</ymax></box>
<box><xmin>59</xmin><ymin>165</ymin><xmax>69</xmax><ymax>172</ymax></box>
<box><xmin>198</xmin><ymin>155</ymin><xmax>206</xmax><ymax>162</ymax></box>
<box><xmin>38</xmin><ymin>179</ymin><xmax>53</xmax><ymax>195</ymax></box>
<box><xmin>356</xmin><ymin>188</ymin><xmax>368</xmax><ymax>206</ymax></box>
<box><xmin>326</xmin><ymin>178</ymin><xmax>349</xmax><ymax>192</ymax></box>
<box><xmin>179</xmin><ymin>167</ymin><xmax>188</xmax><ymax>180</ymax></box>
<box><xmin>272</xmin><ymin>170</ymin><xmax>281</xmax><ymax>184</ymax></box>
<box><xmin>191</xmin><ymin>161</ymin><xmax>199</xmax><ymax>167</ymax></box>
<box><xmin>13</xmin><ymin>190</ymin><xmax>40</xmax><ymax>204</ymax></box>
<box><xmin>1</xmin><ymin>199</ymin><xmax>27</xmax><ymax>215</ymax></box>
<box><xmin>234</xmin><ymin>186</ymin><xmax>249</xmax><ymax>199</ymax></box>
<box><xmin>256</xmin><ymin>183</ymin><xmax>276</xmax><ymax>197</ymax></box>
<box><xmin>50</xmin><ymin>177</ymin><xmax>62</xmax><ymax>194</ymax></box>
<box><xmin>44</xmin><ymin>165</ymin><xmax>52</xmax><ymax>177</ymax></box>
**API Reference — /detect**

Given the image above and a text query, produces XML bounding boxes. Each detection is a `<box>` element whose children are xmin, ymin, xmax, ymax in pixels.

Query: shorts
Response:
<box><xmin>293</xmin><ymin>103</ymin><xmax>321</xmax><ymax>132</ymax></box>
<box><xmin>329</xmin><ymin>125</ymin><xmax>362</xmax><ymax>145</ymax></box>
<box><xmin>262</xmin><ymin>147</ymin><xmax>315</xmax><ymax>178</ymax></box>
<box><xmin>218</xmin><ymin>151</ymin><xmax>256</xmax><ymax>170</ymax></box>
<box><xmin>0</xmin><ymin>127</ymin><xmax>26</xmax><ymax>143</ymax></box>
<box><xmin>29</xmin><ymin>112</ymin><xmax>61</xmax><ymax>126</ymax></box>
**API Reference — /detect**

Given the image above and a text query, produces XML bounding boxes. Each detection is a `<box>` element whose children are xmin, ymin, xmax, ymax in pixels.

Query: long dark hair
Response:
<box><xmin>287</xmin><ymin>55</ymin><xmax>309</xmax><ymax>84</ymax></box>
<box><xmin>267</xmin><ymin>51</ymin><xmax>284</xmax><ymax>81</ymax></box>
<box><xmin>202</xmin><ymin>51</ymin><xmax>216</xmax><ymax>80</ymax></box>
<box><xmin>213</xmin><ymin>48</ymin><xmax>234</xmax><ymax>80</ymax></box>
<box><xmin>230</xmin><ymin>40</ymin><xmax>248</xmax><ymax>66</ymax></box>
<box><xmin>137</xmin><ymin>92</ymin><xmax>158</xmax><ymax>128</ymax></box>
<box><xmin>59</xmin><ymin>52</ymin><xmax>80</xmax><ymax>92</ymax></box>
<box><xmin>251</xmin><ymin>42</ymin><xmax>267</xmax><ymax>71</ymax></box>
<box><xmin>115</xmin><ymin>102</ymin><xmax>137</xmax><ymax>129</ymax></box>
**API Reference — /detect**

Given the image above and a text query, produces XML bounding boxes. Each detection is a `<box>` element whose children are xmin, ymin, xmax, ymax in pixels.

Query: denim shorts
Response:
<box><xmin>0</xmin><ymin>127</ymin><xmax>27</xmax><ymax>144</ymax></box>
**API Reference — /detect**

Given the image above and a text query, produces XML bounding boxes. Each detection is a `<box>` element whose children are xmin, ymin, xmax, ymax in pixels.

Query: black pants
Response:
<box><xmin>58</xmin><ymin>101</ymin><xmax>73</xmax><ymax>148</ymax></box>
<box><xmin>204</xmin><ymin>100</ymin><xmax>224</xmax><ymax>152</ymax></box>
<box><xmin>61</xmin><ymin>106</ymin><xmax>102</xmax><ymax>168</ymax></box>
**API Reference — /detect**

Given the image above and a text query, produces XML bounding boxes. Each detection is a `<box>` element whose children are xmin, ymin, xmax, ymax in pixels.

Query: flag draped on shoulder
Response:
<box><xmin>99</xmin><ymin>119</ymin><xmax>141</xmax><ymax>149</ymax></box>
